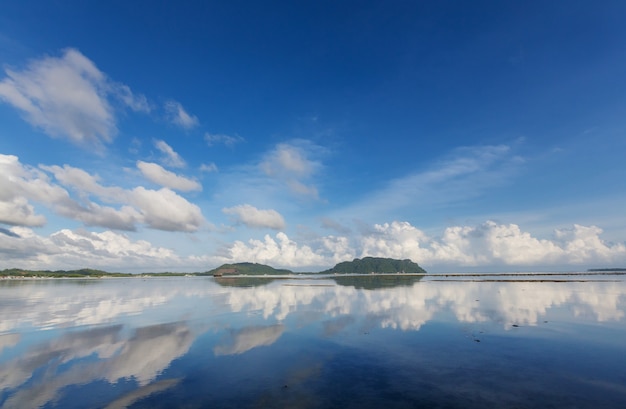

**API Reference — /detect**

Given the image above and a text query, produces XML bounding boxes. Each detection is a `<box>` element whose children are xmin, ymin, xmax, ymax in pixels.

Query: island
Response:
<box><xmin>1</xmin><ymin>257</ymin><xmax>427</xmax><ymax>279</ymax></box>
<box><xmin>200</xmin><ymin>262</ymin><xmax>293</xmax><ymax>277</ymax></box>
<box><xmin>320</xmin><ymin>257</ymin><xmax>427</xmax><ymax>275</ymax></box>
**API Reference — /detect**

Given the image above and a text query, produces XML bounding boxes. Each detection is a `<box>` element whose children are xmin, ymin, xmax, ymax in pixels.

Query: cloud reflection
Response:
<box><xmin>0</xmin><ymin>278</ymin><xmax>225</xmax><ymax>333</ymax></box>
<box><xmin>0</xmin><ymin>276</ymin><xmax>625</xmax><ymax>408</ymax></box>
<box><xmin>1</xmin><ymin>277</ymin><xmax>624</xmax><ymax>338</ymax></box>
<box><xmin>214</xmin><ymin>324</ymin><xmax>284</xmax><ymax>355</ymax></box>
<box><xmin>103</xmin><ymin>378</ymin><xmax>181</xmax><ymax>409</ymax></box>
<box><xmin>220</xmin><ymin>278</ymin><xmax>626</xmax><ymax>331</ymax></box>
<box><xmin>0</xmin><ymin>322</ymin><xmax>194</xmax><ymax>409</ymax></box>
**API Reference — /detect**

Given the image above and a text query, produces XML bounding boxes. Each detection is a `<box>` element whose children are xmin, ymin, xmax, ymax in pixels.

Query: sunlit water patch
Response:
<box><xmin>1</xmin><ymin>274</ymin><xmax>625</xmax><ymax>408</ymax></box>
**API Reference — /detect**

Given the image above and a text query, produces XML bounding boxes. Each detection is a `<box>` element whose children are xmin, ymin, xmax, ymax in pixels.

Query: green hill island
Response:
<box><xmin>1</xmin><ymin>257</ymin><xmax>426</xmax><ymax>279</ymax></box>
<box><xmin>204</xmin><ymin>257</ymin><xmax>426</xmax><ymax>276</ymax></box>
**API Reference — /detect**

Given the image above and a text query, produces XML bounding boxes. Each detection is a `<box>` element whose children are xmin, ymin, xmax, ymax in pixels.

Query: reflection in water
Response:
<box><xmin>213</xmin><ymin>274</ymin><xmax>424</xmax><ymax>290</ymax></box>
<box><xmin>0</xmin><ymin>275</ymin><xmax>625</xmax><ymax>408</ymax></box>
<box><xmin>220</xmin><ymin>278</ymin><xmax>626</xmax><ymax>329</ymax></box>
<box><xmin>0</xmin><ymin>333</ymin><xmax>20</xmax><ymax>353</ymax></box>
<box><xmin>214</xmin><ymin>276</ymin><xmax>278</xmax><ymax>288</ymax></box>
<box><xmin>214</xmin><ymin>324</ymin><xmax>284</xmax><ymax>355</ymax></box>
<box><xmin>0</xmin><ymin>322</ymin><xmax>194</xmax><ymax>409</ymax></box>
<box><xmin>103</xmin><ymin>378</ymin><xmax>181</xmax><ymax>409</ymax></box>
<box><xmin>331</xmin><ymin>274</ymin><xmax>423</xmax><ymax>289</ymax></box>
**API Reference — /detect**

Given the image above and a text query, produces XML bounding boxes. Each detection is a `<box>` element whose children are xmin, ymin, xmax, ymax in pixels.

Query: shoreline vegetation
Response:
<box><xmin>1</xmin><ymin>258</ymin><xmax>624</xmax><ymax>279</ymax></box>
<box><xmin>1</xmin><ymin>257</ymin><xmax>426</xmax><ymax>279</ymax></box>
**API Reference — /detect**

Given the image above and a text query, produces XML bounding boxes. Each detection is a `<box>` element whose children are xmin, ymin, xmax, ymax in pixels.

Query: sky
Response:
<box><xmin>0</xmin><ymin>0</ymin><xmax>625</xmax><ymax>273</ymax></box>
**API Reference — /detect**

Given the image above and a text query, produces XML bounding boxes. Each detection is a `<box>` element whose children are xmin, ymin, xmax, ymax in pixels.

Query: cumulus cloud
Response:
<box><xmin>218</xmin><ymin>220</ymin><xmax>626</xmax><ymax>271</ymax></box>
<box><xmin>222</xmin><ymin>204</ymin><xmax>286</xmax><ymax>230</ymax></box>
<box><xmin>227</xmin><ymin>232</ymin><xmax>327</xmax><ymax>268</ymax></box>
<box><xmin>155</xmin><ymin>140</ymin><xmax>185</xmax><ymax>168</ymax></box>
<box><xmin>0</xmin><ymin>48</ymin><xmax>148</xmax><ymax>149</ymax></box>
<box><xmin>1</xmin><ymin>154</ymin><xmax>205</xmax><ymax>233</ymax></box>
<box><xmin>164</xmin><ymin>100</ymin><xmax>198</xmax><ymax>129</ymax></box>
<box><xmin>39</xmin><ymin>164</ymin><xmax>125</xmax><ymax>201</ymax></box>
<box><xmin>136</xmin><ymin>161</ymin><xmax>201</xmax><ymax>192</ymax></box>
<box><xmin>260</xmin><ymin>141</ymin><xmax>322</xmax><ymax>199</ymax></box>
<box><xmin>1</xmin><ymin>154</ymin><xmax>62</xmax><ymax>226</ymax></box>
<box><xmin>204</xmin><ymin>132</ymin><xmax>244</xmax><ymax>147</ymax></box>
<box><xmin>359</xmin><ymin>220</ymin><xmax>626</xmax><ymax>268</ymax></box>
<box><xmin>0</xmin><ymin>196</ymin><xmax>46</xmax><ymax>227</ymax></box>
<box><xmin>0</xmin><ymin>226</ymin><xmax>184</xmax><ymax>270</ymax></box>
<box><xmin>130</xmin><ymin>187</ymin><xmax>204</xmax><ymax>232</ymax></box>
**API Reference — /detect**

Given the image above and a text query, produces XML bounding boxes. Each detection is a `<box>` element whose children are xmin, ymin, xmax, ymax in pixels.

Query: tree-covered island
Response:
<box><xmin>320</xmin><ymin>257</ymin><xmax>427</xmax><ymax>275</ymax></box>
<box><xmin>1</xmin><ymin>257</ymin><xmax>427</xmax><ymax>279</ymax></box>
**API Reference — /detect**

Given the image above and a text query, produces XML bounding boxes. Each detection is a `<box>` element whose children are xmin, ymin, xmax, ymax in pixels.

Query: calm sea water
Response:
<box><xmin>1</xmin><ymin>273</ymin><xmax>625</xmax><ymax>408</ymax></box>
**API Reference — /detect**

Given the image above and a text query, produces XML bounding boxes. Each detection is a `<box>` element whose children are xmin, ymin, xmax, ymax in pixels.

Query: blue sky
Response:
<box><xmin>1</xmin><ymin>1</ymin><xmax>625</xmax><ymax>272</ymax></box>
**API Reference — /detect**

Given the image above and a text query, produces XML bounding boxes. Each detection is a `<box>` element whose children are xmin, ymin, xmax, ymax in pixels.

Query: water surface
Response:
<box><xmin>1</xmin><ymin>273</ymin><xmax>625</xmax><ymax>408</ymax></box>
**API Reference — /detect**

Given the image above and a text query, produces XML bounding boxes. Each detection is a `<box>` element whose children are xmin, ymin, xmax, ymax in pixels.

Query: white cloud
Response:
<box><xmin>204</xmin><ymin>132</ymin><xmax>244</xmax><ymax>147</ymax></box>
<box><xmin>1</xmin><ymin>154</ymin><xmax>205</xmax><ymax>233</ymax></box>
<box><xmin>154</xmin><ymin>140</ymin><xmax>185</xmax><ymax>168</ymax></box>
<box><xmin>130</xmin><ymin>187</ymin><xmax>204</xmax><ymax>232</ymax></box>
<box><xmin>0</xmin><ymin>226</ymin><xmax>183</xmax><ymax>270</ymax></box>
<box><xmin>164</xmin><ymin>100</ymin><xmax>198</xmax><ymax>129</ymax></box>
<box><xmin>319</xmin><ymin>235</ymin><xmax>357</xmax><ymax>265</ymax></box>
<box><xmin>136</xmin><ymin>161</ymin><xmax>201</xmax><ymax>192</ymax></box>
<box><xmin>59</xmin><ymin>203</ymin><xmax>140</xmax><ymax>231</ymax></box>
<box><xmin>554</xmin><ymin>224</ymin><xmax>623</xmax><ymax>264</ymax></box>
<box><xmin>0</xmin><ymin>154</ymin><xmax>63</xmax><ymax>226</ymax></box>
<box><xmin>0</xmin><ymin>196</ymin><xmax>46</xmax><ymax>227</ymax></box>
<box><xmin>359</xmin><ymin>220</ymin><xmax>626</xmax><ymax>268</ymax></box>
<box><xmin>111</xmin><ymin>83</ymin><xmax>151</xmax><ymax>113</ymax></box>
<box><xmin>227</xmin><ymin>232</ymin><xmax>327</xmax><ymax>268</ymax></box>
<box><xmin>261</xmin><ymin>143</ymin><xmax>316</xmax><ymax>176</ymax></box>
<box><xmin>218</xmin><ymin>220</ymin><xmax>626</xmax><ymax>271</ymax></box>
<box><xmin>260</xmin><ymin>141</ymin><xmax>322</xmax><ymax>199</ymax></box>
<box><xmin>223</xmin><ymin>204</ymin><xmax>286</xmax><ymax>230</ymax></box>
<box><xmin>0</xmin><ymin>48</ymin><xmax>148</xmax><ymax>149</ymax></box>
<box><xmin>199</xmin><ymin>162</ymin><xmax>218</xmax><ymax>173</ymax></box>
<box><xmin>39</xmin><ymin>164</ymin><xmax>125</xmax><ymax>201</ymax></box>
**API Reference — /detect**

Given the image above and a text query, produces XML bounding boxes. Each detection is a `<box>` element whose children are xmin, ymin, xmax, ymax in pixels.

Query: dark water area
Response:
<box><xmin>1</xmin><ymin>273</ymin><xmax>625</xmax><ymax>408</ymax></box>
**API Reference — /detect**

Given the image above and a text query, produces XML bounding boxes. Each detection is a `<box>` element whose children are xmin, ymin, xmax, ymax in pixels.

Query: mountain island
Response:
<box><xmin>1</xmin><ymin>257</ymin><xmax>426</xmax><ymax>278</ymax></box>
<box><xmin>204</xmin><ymin>257</ymin><xmax>427</xmax><ymax>276</ymax></box>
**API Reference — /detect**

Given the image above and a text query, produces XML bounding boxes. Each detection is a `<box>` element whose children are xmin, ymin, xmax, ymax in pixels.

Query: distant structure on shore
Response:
<box><xmin>212</xmin><ymin>268</ymin><xmax>238</xmax><ymax>277</ymax></box>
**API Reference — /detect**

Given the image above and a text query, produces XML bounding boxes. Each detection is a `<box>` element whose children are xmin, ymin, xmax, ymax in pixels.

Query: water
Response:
<box><xmin>1</xmin><ymin>273</ymin><xmax>625</xmax><ymax>408</ymax></box>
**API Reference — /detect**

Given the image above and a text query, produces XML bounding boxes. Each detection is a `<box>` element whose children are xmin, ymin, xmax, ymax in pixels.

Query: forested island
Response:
<box><xmin>1</xmin><ymin>257</ymin><xmax>427</xmax><ymax>279</ymax></box>
<box><xmin>320</xmin><ymin>257</ymin><xmax>426</xmax><ymax>275</ymax></box>
<box><xmin>201</xmin><ymin>262</ymin><xmax>293</xmax><ymax>277</ymax></box>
